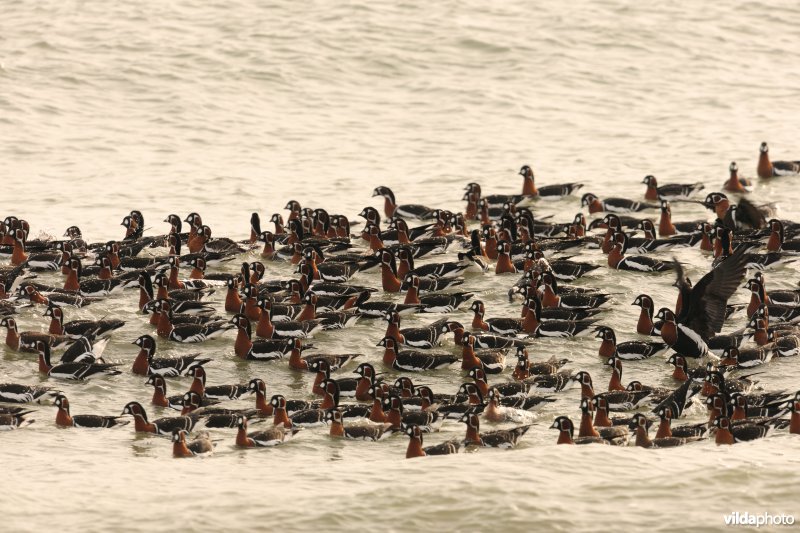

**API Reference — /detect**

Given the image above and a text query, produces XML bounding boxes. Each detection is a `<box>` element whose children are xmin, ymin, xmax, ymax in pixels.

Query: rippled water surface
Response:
<box><xmin>4</xmin><ymin>1</ymin><xmax>800</xmax><ymax>531</ymax></box>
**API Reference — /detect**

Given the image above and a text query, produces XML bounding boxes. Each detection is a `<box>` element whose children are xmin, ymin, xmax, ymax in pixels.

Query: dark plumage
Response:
<box><xmin>673</xmin><ymin>248</ymin><xmax>748</xmax><ymax>340</ymax></box>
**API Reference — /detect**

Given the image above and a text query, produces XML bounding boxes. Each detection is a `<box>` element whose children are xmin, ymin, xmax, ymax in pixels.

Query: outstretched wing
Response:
<box><xmin>737</xmin><ymin>198</ymin><xmax>767</xmax><ymax>230</ymax></box>
<box><xmin>681</xmin><ymin>247</ymin><xmax>748</xmax><ymax>339</ymax></box>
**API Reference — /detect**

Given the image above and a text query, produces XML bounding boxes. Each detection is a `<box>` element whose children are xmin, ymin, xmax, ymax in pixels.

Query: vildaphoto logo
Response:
<box><xmin>724</xmin><ymin>512</ymin><xmax>795</xmax><ymax>527</ymax></box>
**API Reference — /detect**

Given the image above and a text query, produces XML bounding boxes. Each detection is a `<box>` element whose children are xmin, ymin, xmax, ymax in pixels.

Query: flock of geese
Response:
<box><xmin>1</xmin><ymin>141</ymin><xmax>800</xmax><ymax>457</ymax></box>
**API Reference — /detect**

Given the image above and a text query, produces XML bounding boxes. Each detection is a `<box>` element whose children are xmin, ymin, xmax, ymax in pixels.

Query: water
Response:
<box><xmin>3</xmin><ymin>1</ymin><xmax>800</xmax><ymax>531</ymax></box>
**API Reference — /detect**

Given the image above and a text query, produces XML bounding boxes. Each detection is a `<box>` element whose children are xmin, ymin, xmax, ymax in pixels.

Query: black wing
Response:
<box><xmin>737</xmin><ymin>198</ymin><xmax>767</xmax><ymax>229</ymax></box>
<box><xmin>772</xmin><ymin>160</ymin><xmax>800</xmax><ymax>173</ymax></box>
<box><xmin>681</xmin><ymin>248</ymin><xmax>748</xmax><ymax>339</ymax></box>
